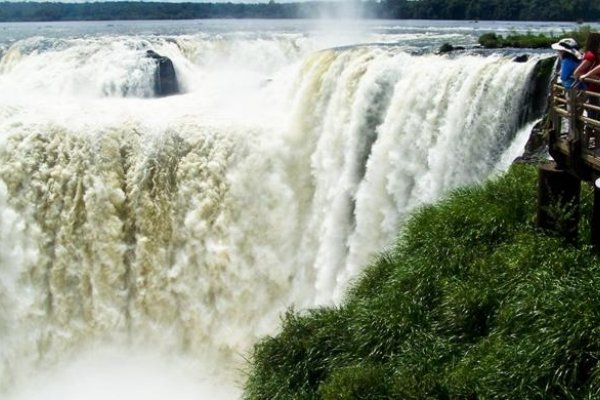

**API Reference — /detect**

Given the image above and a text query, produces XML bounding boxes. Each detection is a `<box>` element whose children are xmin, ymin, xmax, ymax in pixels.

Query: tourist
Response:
<box><xmin>552</xmin><ymin>38</ymin><xmax>584</xmax><ymax>90</ymax></box>
<box><xmin>552</xmin><ymin>38</ymin><xmax>584</xmax><ymax>138</ymax></box>
<box><xmin>575</xmin><ymin>34</ymin><xmax>600</xmax><ymax>85</ymax></box>
<box><xmin>575</xmin><ymin>34</ymin><xmax>600</xmax><ymax>124</ymax></box>
<box><xmin>573</xmin><ymin>34</ymin><xmax>600</xmax><ymax>148</ymax></box>
<box><xmin>580</xmin><ymin>37</ymin><xmax>600</xmax><ymax>96</ymax></box>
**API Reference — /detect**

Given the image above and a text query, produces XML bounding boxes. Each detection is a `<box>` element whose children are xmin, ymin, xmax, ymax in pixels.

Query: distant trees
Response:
<box><xmin>0</xmin><ymin>2</ymin><xmax>313</xmax><ymax>21</ymax></box>
<box><xmin>0</xmin><ymin>0</ymin><xmax>598</xmax><ymax>22</ymax></box>
<box><xmin>379</xmin><ymin>0</ymin><xmax>600</xmax><ymax>21</ymax></box>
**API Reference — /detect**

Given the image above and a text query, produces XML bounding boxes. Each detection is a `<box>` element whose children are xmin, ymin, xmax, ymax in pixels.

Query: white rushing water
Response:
<box><xmin>0</xmin><ymin>20</ymin><xmax>551</xmax><ymax>399</ymax></box>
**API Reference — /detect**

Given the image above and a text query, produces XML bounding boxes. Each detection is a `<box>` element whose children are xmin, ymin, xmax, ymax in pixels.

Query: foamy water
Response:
<box><xmin>0</xmin><ymin>19</ymin><xmax>553</xmax><ymax>399</ymax></box>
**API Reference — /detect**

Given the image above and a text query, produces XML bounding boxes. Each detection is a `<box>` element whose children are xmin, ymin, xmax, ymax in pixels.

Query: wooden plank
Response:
<box><xmin>579</xmin><ymin>115</ymin><xmax>600</xmax><ymax>129</ymax></box>
<box><xmin>585</xmin><ymin>91</ymin><xmax>600</xmax><ymax>99</ymax></box>
<box><xmin>583</xmin><ymin>103</ymin><xmax>600</xmax><ymax>112</ymax></box>
<box><xmin>583</xmin><ymin>77</ymin><xmax>600</xmax><ymax>86</ymax></box>
<box><xmin>554</xmin><ymin>97</ymin><xmax>568</xmax><ymax>105</ymax></box>
<box><xmin>553</xmin><ymin>107</ymin><xmax>570</xmax><ymax>118</ymax></box>
<box><xmin>554</xmin><ymin>140</ymin><xmax>600</xmax><ymax>169</ymax></box>
<box><xmin>582</xmin><ymin>152</ymin><xmax>600</xmax><ymax>169</ymax></box>
<box><xmin>552</xmin><ymin>107</ymin><xmax>600</xmax><ymax>128</ymax></box>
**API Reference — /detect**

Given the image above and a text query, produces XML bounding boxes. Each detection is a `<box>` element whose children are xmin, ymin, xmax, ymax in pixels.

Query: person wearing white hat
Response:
<box><xmin>552</xmin><ymin>38</ymin><xmax>584</xmax><ymax>90</ymax></box>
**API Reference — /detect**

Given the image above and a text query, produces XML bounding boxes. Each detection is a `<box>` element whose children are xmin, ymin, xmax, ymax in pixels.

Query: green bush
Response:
<box><xmin>319</xmin><ymin>364</ymin><xmax>390</xmax><ymax>400</ymax></box>
<box><xmin>244</xmin><ymin>164</ymin><xmax>600</xmax><ymax>399</ymax></box>
<box><xmin>438</xmin><ymin>42</ymin><xmax>455</xmax><ymax>53</ymax></box>
<box><xmin>478</xmin><ymin>32</ymin><xmax>501</xmax><ymax>48</ymax></box>
<box><xmin>478</xmin><ymin>26</ymin><xmax>593</xmax><ymax>49</ymax></box>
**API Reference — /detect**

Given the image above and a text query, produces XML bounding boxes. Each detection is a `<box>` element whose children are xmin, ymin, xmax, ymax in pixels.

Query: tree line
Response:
<box><xmin>0</xmin><ymin>1</ymin><xmax>378</xmax><ymax>21</ymax></box>
<box><xmin>382</xmin><ymin>0</ymin><xmax>596</xmax><ymax>21</ymax></box>
<box><xmin>0</xmin><ymin>0</ymin><xmax>598</xmax><ymax>22</ymax></box>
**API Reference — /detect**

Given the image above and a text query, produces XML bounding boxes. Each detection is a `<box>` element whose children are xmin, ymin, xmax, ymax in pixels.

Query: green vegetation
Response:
<box><xmin>478</xmin><ymin>26</ymin><xmax>593</xmax><ymax>49</ymax></box>
<box><xmin>0</xmin><ymin>1</ymin><xmax>374</xmax><ymax>21</ymax></box>
<box><xmin>478</xmin><ymin>32</ymin><xmax>554</xmax><ymax>49</ymax></box>
<box><xmin>245</xmin><ymin>164</ymin><xmax>600</xmax><ymax>399</ymax></box>
<box><xmin>0</xmin><ymin>0</ymin><xmax>598</xmax><ymax>22</ymax></box>
<box><xmin>383</xmin><ymin>0</ymin><xmax>595</xmax><ymax>21</ymax></box>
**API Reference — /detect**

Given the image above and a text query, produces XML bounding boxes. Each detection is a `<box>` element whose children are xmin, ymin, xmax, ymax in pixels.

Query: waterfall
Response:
<box><xmin>0</xmin><ymin>32</ymin><xmax>543</xmax><ymax>398</ymax></box>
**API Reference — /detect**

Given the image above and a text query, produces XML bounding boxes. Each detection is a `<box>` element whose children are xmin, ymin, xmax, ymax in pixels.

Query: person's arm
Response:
<box><xmin>574</xmin><ymin>59</ymin><xmax>593</xmax><ymax>77</ymax></box>
<box><xmin>582</xmin><ymin>63</ymin><xmax>600</xmax><ymax>80</ymax></box>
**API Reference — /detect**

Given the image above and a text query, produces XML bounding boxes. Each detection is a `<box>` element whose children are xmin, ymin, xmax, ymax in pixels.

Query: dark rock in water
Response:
<box><xmin>516</xmin><ymin>56</ymin><xmax>557</xmax><ymax>128</ymax></box>
<box><xmin>513</xmin><ymin>56</ymin><xmax>558</xmax><ymax>166</ymax></box>
<box><xmin>438</xmin><ymin>43</ymin><xmax>466</xmax><ymax>54</ymax></box>
<box><xmin>439</xmin><ymin>43</ymin><xmax>454</xmax><ymax>54</ymax></box>
<box><xmin>146</xmin><ymin>49</ymin><xmax>179</xmax><ymax>97</ymax></box>
<box><xmin>513</xmin><ymin>119</ymin><xmax>549</xmax><ymax>165</ymax></box>
<box><xmin>513</xmin><ymin>54</ymin><xmax>529</xmax><ymax>63</ymax></box>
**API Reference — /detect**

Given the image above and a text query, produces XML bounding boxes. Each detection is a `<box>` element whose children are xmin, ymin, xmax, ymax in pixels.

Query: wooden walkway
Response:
<box><xmin>548</xmin><ymin>77</ymin><xmax>600</xmax><ymax>180</ymax></box>
<box><xmin>542</xmin><ymin>77</ymin><xmax>600</xmax><ymax>244</ymax></box>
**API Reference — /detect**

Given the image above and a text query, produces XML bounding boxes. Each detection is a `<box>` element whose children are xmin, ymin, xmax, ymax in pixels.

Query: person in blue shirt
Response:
<box><xmin>552</xmin><ymin>38</ymin><xmax>584</xmax><ymax>90</ymax></box>
<box><xmin>551</xmin><ymin>38</ymin><xmax>584</xmax><ymax>138</ymax></box>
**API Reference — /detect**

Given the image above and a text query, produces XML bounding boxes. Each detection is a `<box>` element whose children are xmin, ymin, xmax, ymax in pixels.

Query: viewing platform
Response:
<box><xmin>540</xmin><ymin>76</ymin><xmax>600</xmax><ymax>244</ymax></box>
<box><xmin>548</xmin><ymin>77</ymin><xmax>600</xmax><ymax>179</ymax></box>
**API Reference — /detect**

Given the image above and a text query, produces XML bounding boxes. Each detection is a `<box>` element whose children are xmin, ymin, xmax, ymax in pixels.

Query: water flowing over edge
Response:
<box><xmin>0</xmin><ymin>33</ymin><xmax>544</xmax><ymax>399</ymax></box>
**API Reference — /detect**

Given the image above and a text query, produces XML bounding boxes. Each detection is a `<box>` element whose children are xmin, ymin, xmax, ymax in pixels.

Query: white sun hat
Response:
<box><xmin>551</xmin><ymin>38</ymin><xmax>583</xmax><ymax>59</ymax></box>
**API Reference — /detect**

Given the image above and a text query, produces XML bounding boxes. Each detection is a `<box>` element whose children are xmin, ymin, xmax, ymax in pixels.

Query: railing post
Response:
<box><xmin>568</xmin><ymin>88</ymin><xmax>582</xmax><ymax>146</ymax></box>
<box><xmin>548</xmin><ymin>83</ymin><xmax>562</xmax><ymax>164</ymax></box>
<box><xmin>592</xmin><ymin>178</ymin><xmax>600</xmax><ymax>247</ymax></box>
<box><xmin>567</xmin><ymin>87</ymin><xmax>590</xmax><ymax>179</ymax></box>
<box><xmin>537</xmin><ymin>161</ymin><xmax>580</xmax><ymax>242</ymax></box>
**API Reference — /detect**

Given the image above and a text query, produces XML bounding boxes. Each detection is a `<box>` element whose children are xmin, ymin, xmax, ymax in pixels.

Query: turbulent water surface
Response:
<box><xmin>0</xmin><ymin>18</ymin><xmax>592</xmax><ymax>399</ymax></box>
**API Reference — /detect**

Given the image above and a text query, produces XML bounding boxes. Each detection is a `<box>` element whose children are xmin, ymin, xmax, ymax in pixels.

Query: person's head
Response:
<box><xmin>552</xmin><ymin>38</ymin><xmax>583</xmax><ymax>60</ymax></box>
<box><xmin>585</xmin><ymin>32</ymin><xmax>600</xmax><ymax>54</ymax></box>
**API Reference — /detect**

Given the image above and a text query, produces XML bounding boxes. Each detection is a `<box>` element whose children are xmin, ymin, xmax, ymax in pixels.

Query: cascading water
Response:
<box><xmin>0</xmin><ymin>20</ymin><xmax>552</xmax><ymax>399</ymax></box>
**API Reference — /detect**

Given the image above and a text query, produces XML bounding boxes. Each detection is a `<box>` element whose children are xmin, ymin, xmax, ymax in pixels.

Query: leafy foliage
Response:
<box><xmin>244</xmin><ymin>164</ymin><xmax>600</xmax><ymax>399</ymax></box>
<box><xmin>382</xmin><ymin>0</ymin><xmax>596</xmax><ymax>21</ymax></box>
<box><xmin>478</xmin><ymin>26</ymin><xmax>593</xmax><ymax>49</ymax></box>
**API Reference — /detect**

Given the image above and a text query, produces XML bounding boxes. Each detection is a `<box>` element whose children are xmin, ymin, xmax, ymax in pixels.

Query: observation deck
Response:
<box><xmin>548</xmin><ymin>77</ymin><xmax>600</xmax><ymax>179</ymax></box>
<box><xmin>540</xmin><ymin>76</ymin><xmax>600</xmax><ymax>244</ymax></box>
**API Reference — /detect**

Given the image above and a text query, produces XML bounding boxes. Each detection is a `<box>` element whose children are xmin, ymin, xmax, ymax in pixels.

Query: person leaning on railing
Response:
<box><xmin>580</xmin><ymin>33</ymin><xmax>600</xmax><ymax>83</ymax></box>
<box><xmin>575</xmin><ymin>34</ymin><xmax>600</xmax><ymax>122</ymax></box>
<box><xmin>582</xmin><ymin>63</ymin><xmax>600</xmax><ymax>81</ymax></box>
<box><xmin>551</xmin><ymin>38</ymin><xmax>585</xmax><ymax>138</ymax></box>
<box><xmin>552</xmin><ymin>38</ymin><xmax>585</xmax><ymax>90</ymax></box>
<box><xmin>581</xmin><ymin>62</ymin><xmax>600</xmax><ymax>95</ymax></box>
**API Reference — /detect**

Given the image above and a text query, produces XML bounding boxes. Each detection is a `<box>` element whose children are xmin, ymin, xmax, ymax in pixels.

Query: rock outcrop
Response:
<box><xmin>146</xmin><ymin>49</ymin><xmax>179</xmax><ymax>97</ymax></box>
<box><xmin>513</xmin><ymin>54</ymin><xmax>529</xmax><ymax>63</ymax></box>
<box><xmin>438</xmin><ymin>43</ymin><xmax>466</xmax><ymax>54</ymax></box>
<box><xmin>514</xmin><ymin>119</ymin><xmax>549</xmax><ymax>165</ymax></box>
<box><xmin>515</xmin><ymin>57</ymin><xmax>558</xmax><ymax>165</ymax></box>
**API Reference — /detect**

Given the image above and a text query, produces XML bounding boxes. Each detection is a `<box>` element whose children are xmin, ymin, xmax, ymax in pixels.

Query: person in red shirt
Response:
<box><xmin>577</xmin><ymin>34</ymin><xmax>600</xmax><ymax>113</ymax></box>
<box><xmin>575</xmin><ymin>33</ymin><xmax>600</xmax><ymax>147</ymax></box>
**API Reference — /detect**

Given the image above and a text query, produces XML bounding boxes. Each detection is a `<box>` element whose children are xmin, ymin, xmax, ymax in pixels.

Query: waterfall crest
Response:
<box><xmin>0</xmin><ymin>33</ymin><xmax>544</xmax><ymax>397</ymax></box>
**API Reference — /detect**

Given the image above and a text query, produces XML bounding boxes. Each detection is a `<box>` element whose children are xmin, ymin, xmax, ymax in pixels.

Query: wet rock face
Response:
<box><xmin>438</xmin><ymin>43</ymin><xmax>466</xmax><ymax>54</ymax></box>
<box><xmin>146</xmin><ymin>49</ymin><xmax>179</xmax><ymax>97</ymax></box>
<box><xmin>513</xmin><ymin>54</ymin><xmax>529</xmax><ymax>63</ymax></box>
<box><xmin>513</xmin><ymin>119</ymin><xmax>549</xmax><ymax>165</ymax></box>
